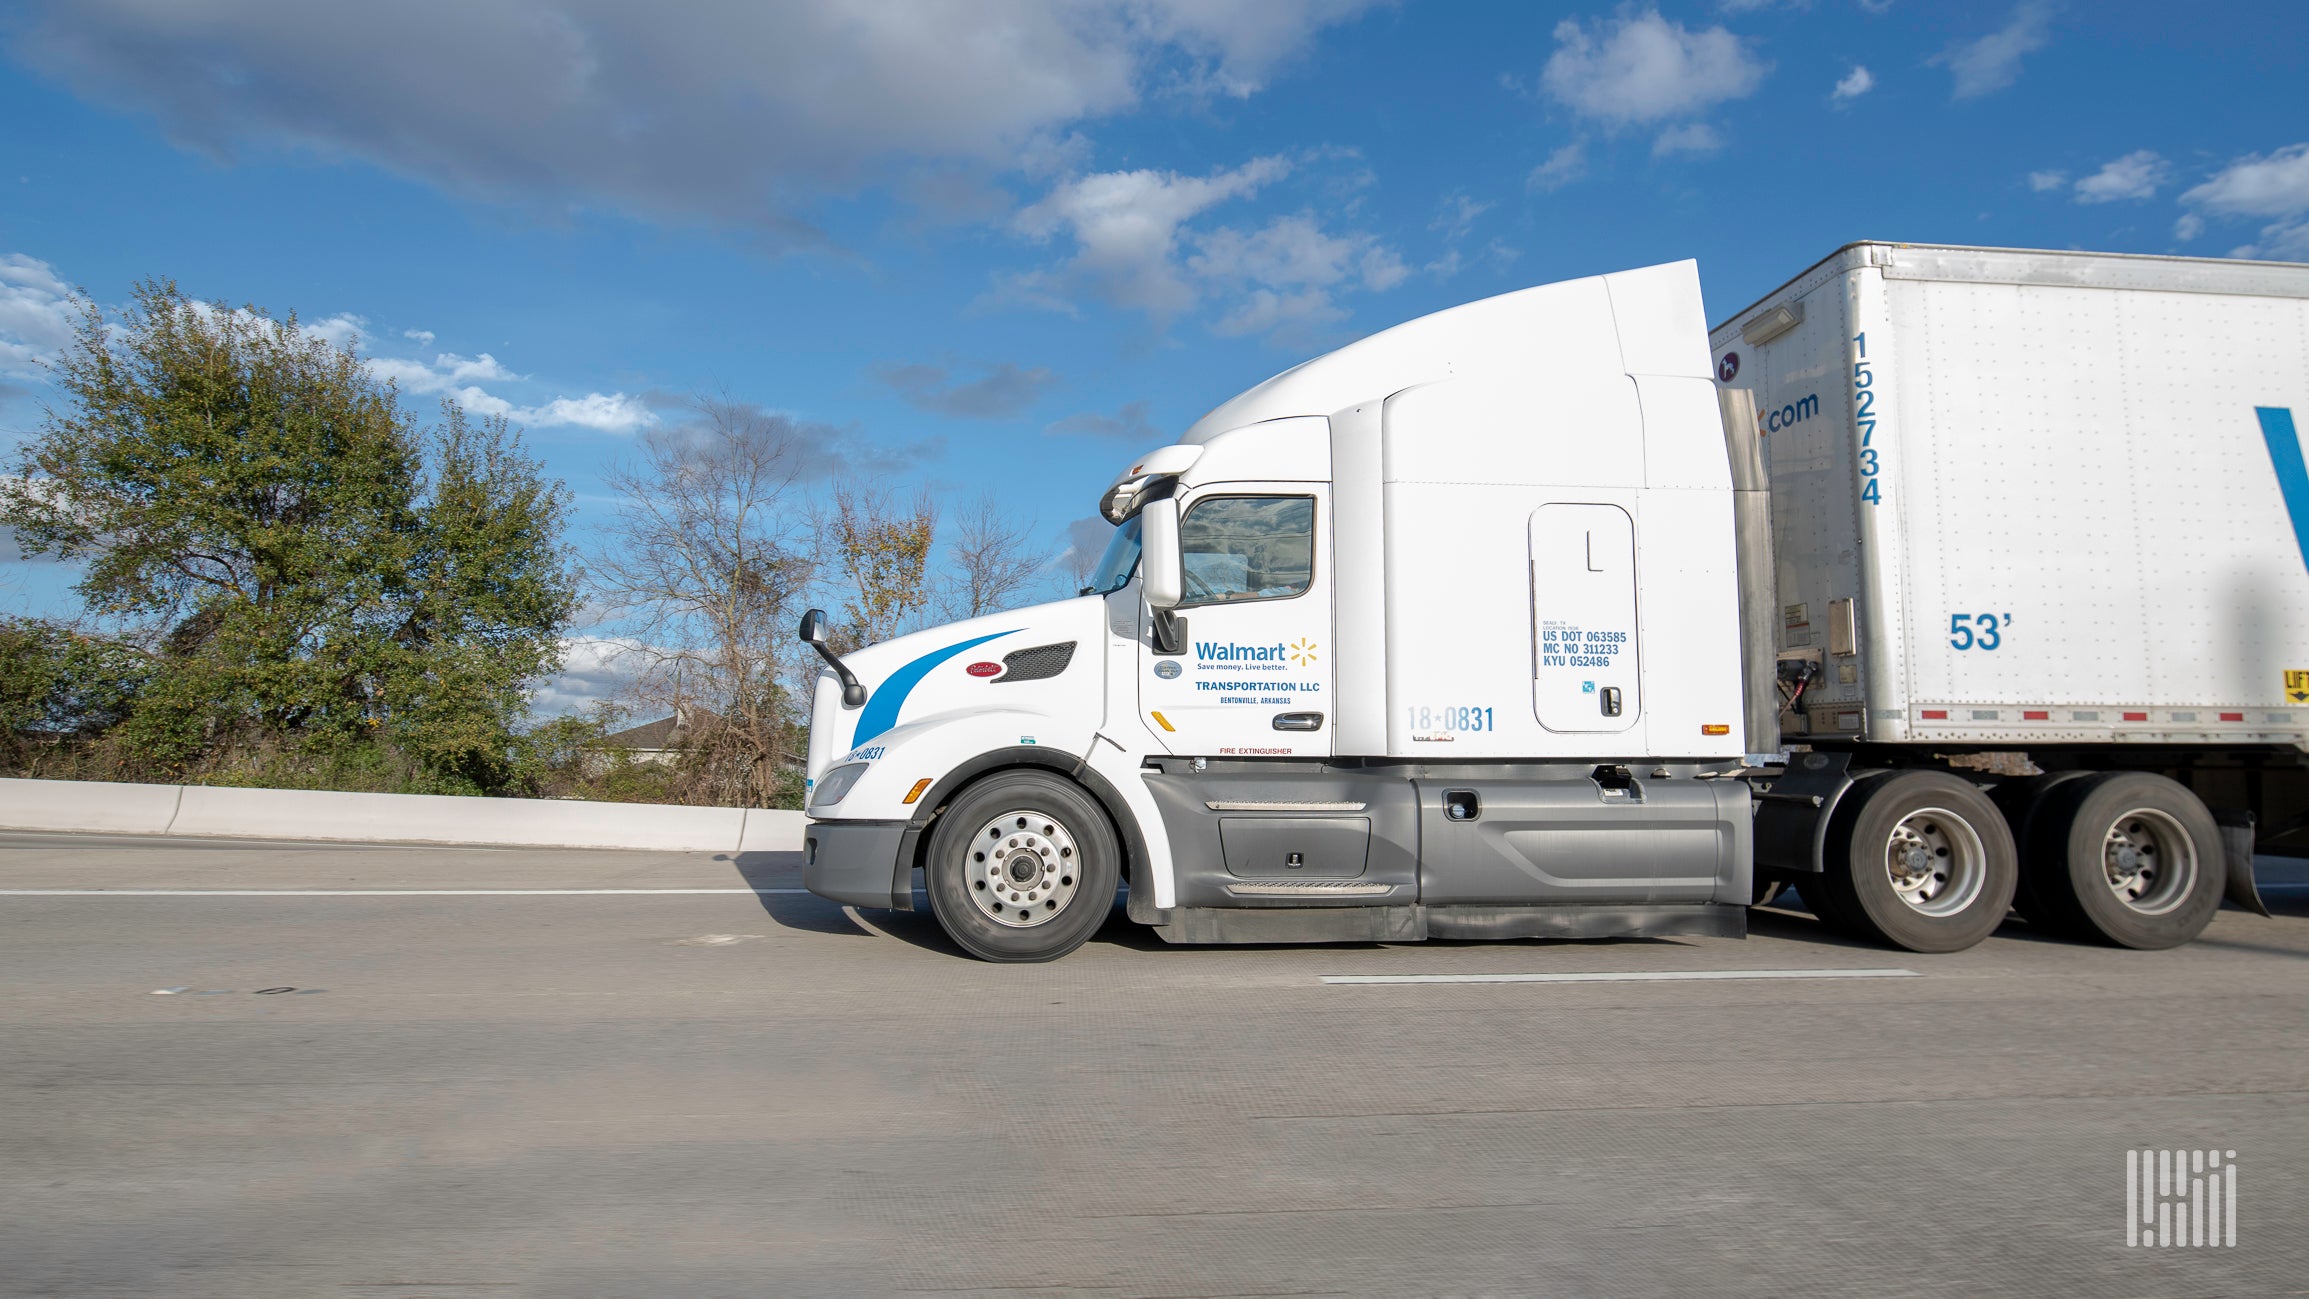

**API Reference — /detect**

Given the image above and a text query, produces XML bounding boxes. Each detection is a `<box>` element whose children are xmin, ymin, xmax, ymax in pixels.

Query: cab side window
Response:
<box><xmin>1177</xmin><ymin>496</ymin><xmax>1314</xmax><ymax>606</ymax></box>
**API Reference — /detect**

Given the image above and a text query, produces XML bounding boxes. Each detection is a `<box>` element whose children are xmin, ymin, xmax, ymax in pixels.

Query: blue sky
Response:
<box><xmin>4</xmin><ymin>1</ymin><xmax>2307</xmax><ymax>708</ymax></box>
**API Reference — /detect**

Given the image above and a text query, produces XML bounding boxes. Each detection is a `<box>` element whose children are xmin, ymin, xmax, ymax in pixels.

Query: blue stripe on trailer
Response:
<box><xmin>851</xmin><ymin>630</ymin><xmax>1016</xmax><ymax>748</ymax></box>
<box><xmin>2257</xmin><ymin>407</ymin><xmax>2309</xmax><ymax>573</ymax></box>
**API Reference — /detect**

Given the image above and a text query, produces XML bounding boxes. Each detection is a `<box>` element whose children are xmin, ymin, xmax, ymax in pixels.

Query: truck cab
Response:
<box><xmin>800</xmin><ymin>260</ymin><xmax>1760</xmax><ymax>961</ymax></box>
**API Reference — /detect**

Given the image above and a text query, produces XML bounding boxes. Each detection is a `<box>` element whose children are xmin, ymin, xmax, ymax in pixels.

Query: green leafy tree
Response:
<box><xmin>0</xmin><ymin>279</ymin><xmax>576</xmax><ymax>791</ymax></box>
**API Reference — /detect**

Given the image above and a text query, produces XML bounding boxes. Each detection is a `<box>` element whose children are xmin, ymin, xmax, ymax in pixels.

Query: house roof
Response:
<box><xmin>602</xmin><ymin>715</ymin><xmax>685</xmax><ymax>749</ymax></box>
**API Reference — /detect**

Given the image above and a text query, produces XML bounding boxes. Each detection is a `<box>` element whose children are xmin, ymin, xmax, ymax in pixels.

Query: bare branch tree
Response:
<box><xmin>589</xmin><ymin>398</ymin><xmax>816</xmax><ymax>807</ymax></box>
<box><xmin>942</xmin><ymin>493</ymin><xmax>1053</xmax><ymax>620</ymax></box>
<box><xmin>830</xmin><ymin>482</ymin><xmax>938</xmax><ymax>646</ymax></box>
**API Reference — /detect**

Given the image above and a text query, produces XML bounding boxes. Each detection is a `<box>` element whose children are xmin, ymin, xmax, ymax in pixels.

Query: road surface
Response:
<box><xmin>4</xmin><ymin>830</ymin><xmax>2305</xmax><ymax>1297</ymax></box>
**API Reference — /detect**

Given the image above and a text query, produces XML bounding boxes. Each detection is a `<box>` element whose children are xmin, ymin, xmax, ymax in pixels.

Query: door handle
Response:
<box><xmin>1272</xmin><ymin>712</ymin><xmax>1325</xmax><ymax>732</ymax></box>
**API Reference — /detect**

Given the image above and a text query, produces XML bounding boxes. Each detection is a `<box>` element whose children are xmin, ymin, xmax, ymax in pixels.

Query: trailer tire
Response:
<box><xmin>924</xmin><ymin>770</ymin><xmax>1121</xmax><ymax>963</ymax></box>
<box><xmin>2024</xmin><ymin>773</ymin><xmax>2223</xmax><ymax>950</ymax></box>
<box><xmin>1818</xmin><ymin>771</ymin><xmax>2017</xmax><ymax>953</ymax></box>
<box><xmin>1990</xmin><ymin>773</ymin><xmax>2094</xmax><ymax>927</ymax></box>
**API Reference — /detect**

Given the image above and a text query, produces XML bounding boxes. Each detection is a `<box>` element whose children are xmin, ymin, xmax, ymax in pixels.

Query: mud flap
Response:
<box><xmin>2216</xmin><ymin>809</ymin><xmax>2271</xmax><ymax>917</ymax></box>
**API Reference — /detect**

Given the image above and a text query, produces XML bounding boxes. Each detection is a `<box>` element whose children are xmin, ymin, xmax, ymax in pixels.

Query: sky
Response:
<box><xmin>3</xmin><ymin>0</ymin><xmax>2306</xmax><ymax>712</ymax></box>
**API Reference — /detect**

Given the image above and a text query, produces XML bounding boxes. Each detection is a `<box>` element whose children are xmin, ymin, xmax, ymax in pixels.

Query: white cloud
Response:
<box><xmin>1934</xmin><ymin>2</ymin><xmax>2054</xmax><ymax>100</ymax></box>
<box><xmin>1006</xmin><ymin>158</ymin><xmax>1403</xmax><ymax>341</ymax></box>
<box><xmin>1541</xmin><ymin>9</ymin><xmax>1767</xmax><ymax>127</ymax></box>
<box><xmin>1528</xmin><ymin>142</ymin><xmax>1587</xmax><ymax>191</ymax></box>
<box><xmin>1190</xmin><ymin>215</ymin><xmax>1404</xmax><ymax>294</ymax></box>
<box><xmin>402</xmin><ymin>328</ymin><xmax>435</xmax><ymax>346</ymax></box>
<box><xmin>302</xmin><ymin>312</ymin><xmax>366</xmax><ymax>348</ymax></box>
<box><xmin>2072</xmin><ymin>150</ymin><xmax>2168</xmax><ymax>204</ymax></box>
<box><xmin>1652</xmin><ymin>123</ymin><xmax>1723</xmax><ymax>157</ymax></box>
<box><xmin>0</xmin><ymin>253</ymin><xmax>80</xmax><ymax>378</ymax></box>
<box><xmin>1011</xmin><ymin>156</ymin><xmax>1290</xmax><ymax>316</ymax></box>
<box><xmin>1192</xmin><ymin>214</ymin><xmax>1407</xmax><ymax>339</ymax></box>
<box><xmin>529</xmin><ymin>634</ymin><xmax>645</xmax><ymax>718</ymax></box>
<box><xmin>2176</xmin><ymin>144</ymin><xmax>2309</xmax><ymax>262</ymax></box>
<box><xmin>12</xmin><ymin>0</ymin><xmax>1380</xmax><ymax>240</ymax></box>
<box><xmin>370</xmin><ymin>347</ymin><xmax>653</xmax><ymax>433</ymax></box>
<box><xmin>1832</xmin><ymin>65</ymin><xmax>1874</xmax><ymax>102</ymax></box>
<box><xmin>0</xmin><ymin>250</ymin><xmax>652</xmax><ymax>434</ymax></box>
<box><xmin>2238</xmin><ymin>223</ymin><xmax>2309</xmax><ymax>261</ymax></box>
<box><xmin>2180</xmin><ymin>143</ymin><xmax>2309</xmax><ymax>219</ymax></box>
<box><xmin>1430</xmin><ymin>193</ymin><xmax>1491</xmax><ymax>241</ymax></box>
<box><xmin>2173</xmin><ymin>213</ymin><xmax>2204</xmax><ymax>242</ymax></box>
<box><xmin>2027</xmin><ymin>169</ymin><xmax>2067</xmax><ymax>192</ymax></box>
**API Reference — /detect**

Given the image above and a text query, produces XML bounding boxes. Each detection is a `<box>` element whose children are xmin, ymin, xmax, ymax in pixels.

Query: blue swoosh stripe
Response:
<box><xmin>2257</xmin><ymin>406</ymin><xmax>2309</xmax><ymax>573</ymax></box>
<box><xmin>851</xmin><ymin>630</ymin><xmax>1017</xmax><ymax>748</ymax></box>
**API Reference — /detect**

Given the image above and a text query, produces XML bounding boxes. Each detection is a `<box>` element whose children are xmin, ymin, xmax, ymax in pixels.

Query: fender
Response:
<box><xmin>889</xmin><ymin>745</ymin><xmax>1153</xmax><ymax>914</ymax></box>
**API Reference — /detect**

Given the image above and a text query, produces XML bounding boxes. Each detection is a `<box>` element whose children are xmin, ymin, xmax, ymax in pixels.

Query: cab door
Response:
<box><xmin>1531</xmin><ymin>502</ymin><xmax>1641</xmax><ymax>733</ymax></box>
<box><xmin>1139</xmin><ymin>486</ymin><xmax>1332</xmax><ymax>757</ymax></box>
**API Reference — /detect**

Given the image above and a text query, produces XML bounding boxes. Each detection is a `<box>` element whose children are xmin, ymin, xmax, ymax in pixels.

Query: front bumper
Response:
<box><xmin>802</xmin><ymin>818</ymin><xmax>912</xmax><ymax>910</ymax></box>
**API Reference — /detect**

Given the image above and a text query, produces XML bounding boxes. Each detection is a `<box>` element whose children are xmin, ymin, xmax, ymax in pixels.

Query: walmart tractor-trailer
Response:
<box><xmin>799</xmin><ymin>242</ymin><xmax>2304</xmax><ymax>961</ymax></box>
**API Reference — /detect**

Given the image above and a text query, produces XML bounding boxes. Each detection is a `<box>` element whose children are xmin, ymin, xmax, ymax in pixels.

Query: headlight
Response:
<box><xmin>810</xmin><ymin>763</ymin><xmax>869</xmax><ymax>809</ymax></box>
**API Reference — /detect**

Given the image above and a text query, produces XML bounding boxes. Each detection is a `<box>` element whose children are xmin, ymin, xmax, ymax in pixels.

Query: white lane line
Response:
<box><xmin>1321</xmin><ymin>967</ymin><xmax>1921</xmax><ymax>985</ymax></box>
<box><xmin>0</xmin><ymin>887</ymin><xmax>813</xmax><ymax>896</ymax></box>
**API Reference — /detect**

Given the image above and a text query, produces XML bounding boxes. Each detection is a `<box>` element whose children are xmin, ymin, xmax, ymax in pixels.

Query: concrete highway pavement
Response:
<box><xmin>4</xmin><ymin>831</ymin><xmax>2307</xmax><ymax>1298</ymax></box>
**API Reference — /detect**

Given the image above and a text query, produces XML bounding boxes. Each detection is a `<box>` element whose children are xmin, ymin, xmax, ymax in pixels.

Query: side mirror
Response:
<box><xmin>1142</xmin><ymin>497</ymin><xmax>1183</xmax><ymax>611</ymax></box>
<box><xmin>1138</xmin><ymin>499</ymin><xmax>1188</xmax><ymax>655</ymax></box>
<box><xmin>796</xmin><ymin>607</ymin><xmax>868</xmax><ymax>708</ymax></box>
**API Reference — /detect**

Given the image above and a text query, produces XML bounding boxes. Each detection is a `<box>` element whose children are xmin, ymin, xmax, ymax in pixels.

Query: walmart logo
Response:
<box><xmin>1289</xmin><ymin>638</ymin><xmax>1319</xmax><ymax>667</ymax></box>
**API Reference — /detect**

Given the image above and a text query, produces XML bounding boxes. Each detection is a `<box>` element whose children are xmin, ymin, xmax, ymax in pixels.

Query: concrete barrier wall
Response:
<box><xmin>0</xmin><ymin>777</ymin><xmax>812</xmax><ymax>853</ymax></box>
<box><xmin>0</xmin><ymin>778</ymin><xmax>183</xmax><ymax>836</ymax></box>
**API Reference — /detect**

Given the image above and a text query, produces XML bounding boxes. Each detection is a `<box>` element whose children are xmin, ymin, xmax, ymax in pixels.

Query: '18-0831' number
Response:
<box><xmin>1409</xmin><ymin>706</ymin><xmax>1494</xmax><ymax>732</ymax></box>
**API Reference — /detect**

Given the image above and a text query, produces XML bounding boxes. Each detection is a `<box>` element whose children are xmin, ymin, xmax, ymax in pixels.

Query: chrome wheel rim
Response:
<box><xmin>2100</xmin><ymin>807</ymin><xmax>2197</xmax><ymax>916</ymax></box>
<box><xmin>1882</xmin><ymin>807</ymin><xmax>1987</xmax><ymax>917</ymax></box>
<box><xmin>963</xmin><ymin>809</ymin><xmax>1081</xmax><ymax>928</ymax></box>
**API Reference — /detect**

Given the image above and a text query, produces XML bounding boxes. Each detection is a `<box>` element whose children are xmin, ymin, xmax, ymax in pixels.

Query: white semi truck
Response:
<box><xmin>798</xmin><ymin>242</ymin><xmax>2305</xmax><ymax>962</ymax></box>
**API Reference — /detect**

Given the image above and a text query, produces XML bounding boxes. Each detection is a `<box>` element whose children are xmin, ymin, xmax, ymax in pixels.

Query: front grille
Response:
<box><xmin>998</xmin><ymin>641</ymin><xmax>1076</xmax><ymax>682</ymax></box>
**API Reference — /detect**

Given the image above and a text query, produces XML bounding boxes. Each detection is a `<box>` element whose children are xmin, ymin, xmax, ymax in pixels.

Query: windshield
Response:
<box><xmin>1084</xmin><ymin>515</ymin><xmax>1142</xmax><ymax>595</ymax></box>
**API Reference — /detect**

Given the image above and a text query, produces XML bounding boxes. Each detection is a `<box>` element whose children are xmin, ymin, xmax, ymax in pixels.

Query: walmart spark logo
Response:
<box><xmin>1289</xmin><ymin>638</ymin><xmax>1319</xmax><ymax>667</ymax></box>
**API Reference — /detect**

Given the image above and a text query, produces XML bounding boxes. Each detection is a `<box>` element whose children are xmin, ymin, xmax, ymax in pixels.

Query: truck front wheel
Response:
<box><xmin>923</xmin><ymin>770</ymin><xmax>1122</xmax><ymax>963</ymax></box>
<box><xmin>2023</xmin><ymin>773</ymin><xmax>2223</xmax><ymax>949</ymax></box>
<box><xmin>1818</xmin><ymin>771</ymin><xmax>2018</xmax><ymax>953</ymax></box>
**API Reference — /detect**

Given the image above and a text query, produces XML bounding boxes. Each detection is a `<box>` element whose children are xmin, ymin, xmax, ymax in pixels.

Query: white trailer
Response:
<box><xmin>798</xmin><ymin>243</ymin><xmax>2306</xmax><ymax>961</ymax></box>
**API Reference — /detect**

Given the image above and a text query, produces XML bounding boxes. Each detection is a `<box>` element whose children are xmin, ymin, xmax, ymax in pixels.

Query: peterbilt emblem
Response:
<box><xmin>1154</xmin><ymin>659</ymin><xmax>1182</xmax><ymax>679</ymax></box>
<box><xmin>965</xmin><ymin>661</ymin><xmax>1003</xmax><ymax>678</ymax></box>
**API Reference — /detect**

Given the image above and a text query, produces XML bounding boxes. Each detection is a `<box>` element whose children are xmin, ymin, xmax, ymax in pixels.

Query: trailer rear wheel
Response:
<box><xmin>1819</xmin><ymin>771</ymin><xmax>2017</xmax><ymax>953</ymax></box>
<box><xmin>1990</xmin><ymin>773</ymin><xmax>2093</xmax><ymax>927</ymax></box>
<box><xmin>924</xmin><ymin>770</ymin><xmax>1121</xmax><ymax>962</ymax></box>
<box><xmin>2024</xmin><ymin>773</ymin><xmax>2223</xmax><ymax>949</ymax></box>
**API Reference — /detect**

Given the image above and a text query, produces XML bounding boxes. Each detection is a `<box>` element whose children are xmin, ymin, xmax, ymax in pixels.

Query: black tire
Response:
<box><xmin>2023</xmin><ymin>772</ymin><xmax>2223</xmax><ymax>950</ymax></box>
<box><xmin>1990</xmin><ymin>772</ymin><xmax>2094</xmax><ymax>927</ymax></box>
<box><xmin>1782</xmin><ymin>875</ymin><xmax>1845</xmax><ymax>930</ymax></box>
<box><xmin>1818</xmin><ymin>771</ymin><xmax>2018</xmax><ymax>953</ymax></box>
<box><xmin>923</xmin><ymin>770</ymin><xmax>1121</xmax><ymax>963</ymax></box>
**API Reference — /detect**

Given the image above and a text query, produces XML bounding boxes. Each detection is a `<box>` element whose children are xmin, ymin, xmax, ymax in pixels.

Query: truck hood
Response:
<box><xmin>807</xmin><ymin>595</ymin><xmax>1108</xmax><ymax>779</ymax></box>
